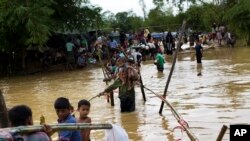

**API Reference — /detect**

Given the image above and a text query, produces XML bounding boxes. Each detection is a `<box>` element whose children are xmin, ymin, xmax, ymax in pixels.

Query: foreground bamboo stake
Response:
<box><xmin>1</xmin><ymin>123</ymin><xmax>112</xmax><ymax>134</ymax></box>
<box><xmin>216</xmin><ymin>125</ymin><xmax>228</xmax><ymax>141</ymax></box>
<box><xmin>143</xmin><ymin>86</ymin><xmax>199</xmax><ymax>141</ymax></box>
<box><xmin>159</xmin><ymin>20</ymin><xmax>186</xmax><ymax>114</ymax></box>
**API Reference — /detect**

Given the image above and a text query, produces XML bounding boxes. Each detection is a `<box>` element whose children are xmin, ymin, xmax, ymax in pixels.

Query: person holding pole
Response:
<box><xmin>99</xmin><ymin>64</ymin><xmax>139</xmax><ymax>112</ymax></box>
<box><xmin>8</xmin><ymin>105</ymin><xmax>51</xmax><ymax>141</ymax></box>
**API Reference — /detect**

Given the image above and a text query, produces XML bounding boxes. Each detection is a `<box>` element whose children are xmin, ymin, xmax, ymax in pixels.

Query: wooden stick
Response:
<box><xmin>105</xmin><ymin>44</ymin><xmax>111</xmax><ymax>63</ymax></box>
<box><xmin>97</xmin><ymin>48</ymin><xmax>114</xmax><ymax>104</ymax></box>
<box><xmin>159</xmin><ymin>20</ymin><xmax>186</xmax><ymax>114</ymax></box>
<box><xmin>110</xmin><ymin>91</ymin><xmax>115</xmax><ymax>106</ymax></box>
<box><xmin>97</xmin><ymin>48</ymin><xmax>109</xmax><ymax>83</ymax></box>
<box><xmin>0</xmin><ymin>90</ymin><xmax>9</xmax><ymax>128</ymax></box>
<box><xmin>139</xmin><ymin>70</ymin><xmax>146</xmax><ymax>102</ymax></box>
<box><xmin>216</xmin><ymin>125</ymin><xmax>228</xmax><ymax>141</ymax></box>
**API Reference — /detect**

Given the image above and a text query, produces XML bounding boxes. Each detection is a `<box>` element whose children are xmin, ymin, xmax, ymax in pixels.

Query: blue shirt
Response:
<box><xmin>24</xmin><ymin>132</ymin><xmax>50</xmax><ymax>141</ymax></box>
<box><xmin>58</xmin><ymin>115</ymin><xmax>82</xmax><ymax>141</ymax></box>
<box><xmin>195</xmin><ymin>44</ymin><xmax>203</xmax><ymax>54</ymax></box>
<box><xmin>109</xmin><ymin>40</ymin><xmax>118</xmax><ymax>49</ymax></box>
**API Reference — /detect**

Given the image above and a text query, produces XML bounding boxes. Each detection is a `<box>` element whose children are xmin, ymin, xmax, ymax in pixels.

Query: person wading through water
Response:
<box><xmin>99</xmin><ymin>63</ymin><xmax>139</xmax><ymax>112</ymax></box>
<box><xmin>195</xmin><ymin>39</ymin><xmax>203</xmax><ymax>64</ymax></box>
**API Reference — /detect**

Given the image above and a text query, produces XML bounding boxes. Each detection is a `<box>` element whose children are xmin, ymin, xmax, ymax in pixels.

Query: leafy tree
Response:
<box><xmin>153</xmin><ymin>0</ymin><xmax>164</xmax><ymax>8</ymax></box>
<box><xmin>127</xmin><ymin>15</ymin><xmax>144</xmax><ymax>32</ymax></box>
<box><xmin>201</xmin><ymin>4</ymin><xmax>222</xmax><ymax>30</ymax></box>
<box><xmin>0</xmin><ymin>0</ymin><xmax>103</xmax><ymax>71</ymax></box>
<box><xmin>51</xmin><ymin>0</ymin><xmax>102</xmax><ymax>32</ymax></box>
<box><xmin>146</xmin><ymin>6</ymin><xmax>176</xmax><ymax>31</ymax></box>
<box><xmin>183</xmin><ymin>5</ymin><xmax>203</xmax><ymax>31</ymax></box>
<box><xmin>0</xmin><ymin>0</ymin><xmax>55</xmax><ymax>70</ymax></box>
<box><xmin>223</xmin><ymin>0</ymin><xmax>250</xmax><ymax>45</ymax></box>
<box><xmin>0</xmin><ymin>0</ymin><xmax>101</xmax><ymax>52</ymax></box>
<box><xmin>183</xmin><ymin>4</ymin><xmax>222</xmax><ymax>32</ymax></box>
<box><xmin>113</xmin><ymin>11</ymin><xmax>143</xmax><ymax>32</ymax></box>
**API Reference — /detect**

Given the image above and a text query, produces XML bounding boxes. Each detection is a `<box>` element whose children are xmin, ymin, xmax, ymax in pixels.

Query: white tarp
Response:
<box><xmin>105</xmin><ymin>124</ymin><xmax>129</xmax><ymax>141</ymax></box>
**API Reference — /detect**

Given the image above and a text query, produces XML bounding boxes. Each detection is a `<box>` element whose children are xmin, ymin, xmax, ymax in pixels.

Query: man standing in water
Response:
<box><xmin>195</xmin><ymin>39</ymin><xmax>203</xmax><ymax>64</ymax></box>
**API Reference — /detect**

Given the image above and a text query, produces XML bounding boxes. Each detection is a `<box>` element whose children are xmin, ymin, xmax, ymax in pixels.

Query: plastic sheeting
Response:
<box><xmin>105</xmin><ymin>124</ymin><xmax>129</xmax><ymax>141</ymax></box>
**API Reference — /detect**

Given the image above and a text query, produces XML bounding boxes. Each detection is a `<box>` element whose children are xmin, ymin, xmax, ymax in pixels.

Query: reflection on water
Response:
<box><xmin>1</xmin><ymin>47</ymin><xmax>250</xmax><ymax>141</ymax></box>
<box><xmin>196</xmin><ymin>63</ymin><xmax>203</xmax><ymax>76</ymax></box>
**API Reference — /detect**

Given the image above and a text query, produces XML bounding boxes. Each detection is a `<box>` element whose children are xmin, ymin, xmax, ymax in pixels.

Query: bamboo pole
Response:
<box><xmin>97</xmin><ymin>48</ymin><xmax>114</xmax><ymax>104</ymax></box>
<box><xmin>105</xmin><ymin>44</ymin><xmax>111</xmax><ymax>63</ymax></box>
<box><xmin>139</xmin><ymin>70</ymin><xmax>146</xmax><ymax>102</ymax></box>
<box><xmin>1</xmin><ymin>123</ymin><xmax>112</xmax><ymax>134</ymax></box>
<box><xmin>97</xmin><ymin>48</ymin><xmax>109</xmax><ymax>83</ymax></box>
<box><xmin>143</xmin><ymin>86</ymin><xmax>199</xmax><ymax>141</ymax></box>
<box><xmin>216</xmin><ymin>125</ymin><xmax>228</xmax><ymax>141</ymax></box>
<box><xmin>159</xmin><ymin>20</ymin><xmax>186</xmax><ymax>114</ymax></box>
<box><xmin>0</xmin><ymin>90</ymin><xmax>9</xmax><ymax>128</ymax></box>
<box><xmin>110</xmin><ymin>91</ymin><xmax>115</xmax><ymax>106</ymax></box>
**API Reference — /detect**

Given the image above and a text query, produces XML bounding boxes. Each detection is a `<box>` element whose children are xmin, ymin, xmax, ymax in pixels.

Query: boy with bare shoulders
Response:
<box><xmin>77</xmin><ymin>99</ymin><xmax>91</xmax><ymax>141</ymax></box>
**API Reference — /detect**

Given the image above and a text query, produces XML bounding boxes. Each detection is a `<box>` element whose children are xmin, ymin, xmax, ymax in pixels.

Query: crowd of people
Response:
<box><xmin>37</xmin><ymin>24</ymin><xmax>236</xmax><ymax>73</ymax></box>
<box><xmin>40</xmin><ymin>28</ymin><xmax>175</xmax><ymax>71</ymax></box>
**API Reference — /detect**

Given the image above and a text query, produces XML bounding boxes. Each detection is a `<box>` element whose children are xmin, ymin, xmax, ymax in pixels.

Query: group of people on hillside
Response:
<box><xmin>3</xmin><ymin>97</ymin><xmax>91</xmax><ymax>141</ymax></box>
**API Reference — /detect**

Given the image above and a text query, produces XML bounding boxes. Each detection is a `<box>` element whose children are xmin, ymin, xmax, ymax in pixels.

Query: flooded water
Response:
<box><xmin>1</xmin><ymin>47</ymin><xmax>250</xmax><ymax>141</ymax></box>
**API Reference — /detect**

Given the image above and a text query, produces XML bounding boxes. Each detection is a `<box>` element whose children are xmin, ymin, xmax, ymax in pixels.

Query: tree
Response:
<box><xmin>0</xmin><ymin>0</ymin><xmax>103</xmax><ymax>72</ymax></box>
<box><xmin>223</xmin><ymin>0</ymin><xmax>250</xmax><ymax>45</ymax></box>
<box><xmin>113</xmin><ymin>11</ymin><xmax>143</xmax><ymax>32</ymax></box>
<box><xmin>0</xmin><ymin>0</ymin><xmax>54</xmax><ymax>51</ymax></box>
<box><xmin>147</xmin><ymin>6</ymin><xmax>176</xmax><ymax>31</ymax></box>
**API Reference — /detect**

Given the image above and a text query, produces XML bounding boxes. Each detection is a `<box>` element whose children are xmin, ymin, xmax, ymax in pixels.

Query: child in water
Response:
<box><xmin>77</xmin><ymin>99</ymin><xmax>91</xmax><ymax>141</ymax></box>
<box><xmin>154</xmin><ymin>50</ymin><xmax>165</xmax><ymax>72</ymax></box>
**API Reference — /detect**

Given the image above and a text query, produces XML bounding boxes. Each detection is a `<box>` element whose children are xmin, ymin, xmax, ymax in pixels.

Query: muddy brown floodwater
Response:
<box><xmin>1</xmin><ymin>47</ymin><xmax>250</xmax><ymax>141</ymax></box>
